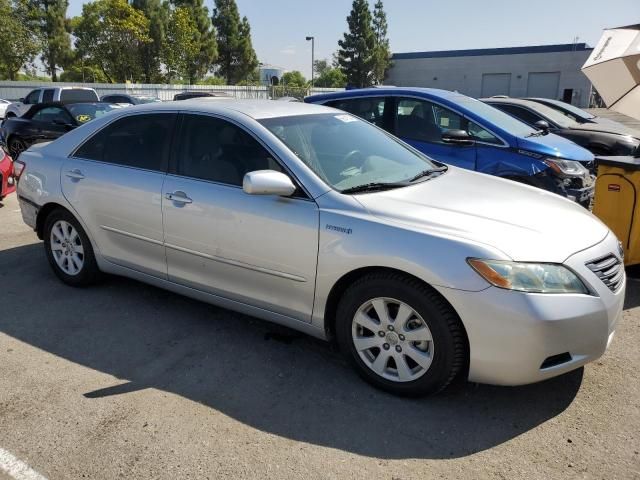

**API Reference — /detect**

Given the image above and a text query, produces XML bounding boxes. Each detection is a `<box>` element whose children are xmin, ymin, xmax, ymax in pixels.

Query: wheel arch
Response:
<box><xmin>36</xmin><ymin>202</ymin><xmax>72</xmax><ymax>239</ymax></box>
<box><xmin>323</xmin><ymin>266</ymin><xmax>470</xmax><ymax>350</ymax></box>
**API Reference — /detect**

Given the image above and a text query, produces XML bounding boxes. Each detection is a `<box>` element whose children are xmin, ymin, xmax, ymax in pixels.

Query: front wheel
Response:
<box><xmin>335</xmin><ymin>272</ymin><xmax>467</xmax><ymax>396</ymax></box>
<box><xmin>44</xmin><ymin>209</ymin><xmax>102</xmax><ymax>286</ymax></box>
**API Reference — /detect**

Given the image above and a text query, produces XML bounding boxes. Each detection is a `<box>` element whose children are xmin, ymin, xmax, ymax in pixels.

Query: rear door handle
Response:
<box><xmin>165</xmin><ymin>191</ymin><xmax>192</xmax><ymax>204</ymax></box>
<box><xmin>65</xmin><ymin>169</ymin><xmax>85</xmax><ymax>180</ymax></box>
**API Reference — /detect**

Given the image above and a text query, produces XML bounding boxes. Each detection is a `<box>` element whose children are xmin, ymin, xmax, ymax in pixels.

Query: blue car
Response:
<box><xmin>305</xmin><ymin>88</ymin><xmax>595</xmax><ymax>206</ymax></box>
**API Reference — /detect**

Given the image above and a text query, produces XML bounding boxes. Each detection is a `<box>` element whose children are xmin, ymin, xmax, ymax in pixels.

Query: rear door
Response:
<box><xmin>162</xmin><ymin>113</ymin><xmax>319</xmax><ymax>321</ymax></box>
<box><xmin>62</xmin><ymin>112</ymin><xmax>176</xmax><ymax>277</ymax></box>
<box><xmin>392</xmin><ymin>97</ymin><xmax>477</xmax><ymax>170</ymax></box>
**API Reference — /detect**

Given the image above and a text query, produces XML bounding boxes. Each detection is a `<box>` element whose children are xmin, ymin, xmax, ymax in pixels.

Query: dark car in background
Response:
<box><xmin>100</xmin><ymin>94</ymin><xmax>162</xmax><ymax>105</ymax></box>
<box><xmin>525</xmin><ymin>97</ymin><xmax>640</xmax><ymax>135</ymax></box>
<box><xmin>1</xmin><ymin>102</ymin><xmax>118</xmax><ymax>157</ymax></box>
<box><xmin>484</xmin><ymin>97</ymin><xmax>640</xmax><ymax>157</ymax></box>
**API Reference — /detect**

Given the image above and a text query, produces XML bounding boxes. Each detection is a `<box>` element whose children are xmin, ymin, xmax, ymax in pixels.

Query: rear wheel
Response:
<box><xmin>44</xmin><ymin>209</ymin><xmax>101</xmax><ymax>286</ymax></box>
<box><xmin>8</xmin><ymin>136</ymin><xmax>27</xmax><ymax>158</ymax></box>
<box><xmin>335</xmin><ymin>272</ymin><xmax>467</xmax><ymax>396</ymax></box>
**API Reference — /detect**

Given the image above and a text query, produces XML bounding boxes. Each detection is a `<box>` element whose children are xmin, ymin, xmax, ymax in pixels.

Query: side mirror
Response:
<box><xmin>19</xmin><ymin>98</ymin><xmax>25</xmax><ymax>103</ymax></box>
<box><xmin>534</xmin><ymin>120</ymin><xmax>550</xmax><ymax>132</ymax></box>
<box><xmin>243</xmin><ymin>170</ymin><xmax>296</xmax><ymax>196</ymax></box>
<box><xmin>442</xmin><ymin>129</ymin><xmax>475</xmax><ymax>146</ymax></box>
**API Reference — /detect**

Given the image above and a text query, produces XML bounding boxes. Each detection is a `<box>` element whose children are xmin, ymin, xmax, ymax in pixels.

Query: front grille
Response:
<box><xmin>586</xmin><ymin>254</ymin><xmax>624</xmax><ymax>292</ymax></box>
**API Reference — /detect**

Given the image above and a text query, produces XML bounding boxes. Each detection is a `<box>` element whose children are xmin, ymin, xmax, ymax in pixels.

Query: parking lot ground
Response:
<box><xmin>0</xmin><ymin>192</ymin><xmax>639</xmax><ymax>480</ymax></box>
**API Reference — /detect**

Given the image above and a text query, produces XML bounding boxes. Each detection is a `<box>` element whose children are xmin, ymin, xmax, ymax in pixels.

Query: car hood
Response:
<box><xmin>571</xmin><ymin>120</ymin><xmax>640</xmax><ymax>139</ymax></box>
<box><xmin>354</xmin><ymin>167</ymin><xmax>609</xmax><ymax>263</ymax></box>
<box><xmin>517</xmin><ymin>132</ymin><xmax>595</xmax><ymax>162</ymax></box>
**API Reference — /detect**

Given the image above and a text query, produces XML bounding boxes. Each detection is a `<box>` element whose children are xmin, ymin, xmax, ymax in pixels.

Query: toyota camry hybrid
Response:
<box><xmin>14</xmin><ymin>100</ymin><xmax>625</xmax><ymax>396</ymax></box>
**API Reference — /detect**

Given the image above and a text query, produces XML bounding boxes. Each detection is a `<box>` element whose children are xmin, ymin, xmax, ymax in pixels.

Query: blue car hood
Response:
<box><xmin>517</xmin><ymin>132</ymin><xmax>594</xmax><ymax>162</ymax></box>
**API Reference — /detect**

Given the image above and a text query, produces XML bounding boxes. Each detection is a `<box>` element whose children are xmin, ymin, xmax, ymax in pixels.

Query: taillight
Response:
<box><xmin>13</xmin><ymin>160</ymin><xmax>25</xmax><ymax>180</ymax></box>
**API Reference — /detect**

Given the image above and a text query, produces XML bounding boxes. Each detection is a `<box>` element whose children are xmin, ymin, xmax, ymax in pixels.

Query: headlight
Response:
<box><xmin>468</xmin><ymin>259</ymin><xmax>588</xmax><ymax>294</ymax></box>
<box><xmin>544</xmin><ymin>158</ymin><xmax>590</xmax><ymax>178</ymax></box>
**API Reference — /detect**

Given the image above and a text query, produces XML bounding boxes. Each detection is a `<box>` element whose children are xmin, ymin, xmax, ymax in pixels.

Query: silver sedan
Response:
<box><xmin>14</xmin><ymin>100</ymin><xmax>625</xmax><ymax>396</ymax></box>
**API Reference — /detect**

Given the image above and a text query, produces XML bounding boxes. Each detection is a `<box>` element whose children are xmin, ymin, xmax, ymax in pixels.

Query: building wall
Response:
<box><xmin>386</xmin><ymin>47</ymin><xmax>594</xmax><ymax>107</ymax></box>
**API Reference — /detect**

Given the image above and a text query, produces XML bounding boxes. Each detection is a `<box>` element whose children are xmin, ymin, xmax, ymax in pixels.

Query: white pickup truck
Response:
<box><xmin>5</xmin><ymin>87</ymin><xmax>100</xmax><ymax>118</ymax></box>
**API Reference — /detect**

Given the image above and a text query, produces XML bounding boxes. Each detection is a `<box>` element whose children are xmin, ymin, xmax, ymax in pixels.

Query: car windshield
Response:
<box><xmin>523</xmin><ymin>102</ymin><xmax>580</xmax><ymax>128</ymax></box>
<box><xmin>536</xmin><ymin>99</ymin><xmax>595</xmax><ymax>120</ymax></box>
<box><xmin>456</xmin><ymin>98</ymin><xmax>538</xmax><ymax>137</ymax></box>
<box><xmin>260</xmin><ymin>113</ymin><xmax>440</xmax><ymax>192</ymax></box>
<box><xmin>67</xmin><ymin>103</ymin><xmax>117</xmax><ymax>124</ymax></box>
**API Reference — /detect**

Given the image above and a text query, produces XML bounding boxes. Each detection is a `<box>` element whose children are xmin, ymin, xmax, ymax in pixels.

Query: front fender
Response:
<box><xmin>311</xmin><ymin>209</ymin><xmax>504</xmax><ymax>329</ymax></box>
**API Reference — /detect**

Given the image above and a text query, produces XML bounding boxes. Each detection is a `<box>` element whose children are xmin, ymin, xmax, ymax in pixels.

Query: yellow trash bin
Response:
<box><xmin>593</xmin><ymin>156</ymin><xmax>640</xmax><ymax>266</ymax></box>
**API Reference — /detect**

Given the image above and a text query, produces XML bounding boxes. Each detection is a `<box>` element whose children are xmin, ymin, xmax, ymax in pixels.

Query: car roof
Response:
<box><xmin>105</xmin><ymin>98</ymin><xmax>337</xmax><ymax>119</ymax></box>
<box><xmin>480</xmin><ymin>97</ymin><xmax>543</xmax><ymax>108</ymax></box>
<box><xmin>306</xmin><ymin>87</ymin><xmax>468</xmax><ymax>102</ymax></box>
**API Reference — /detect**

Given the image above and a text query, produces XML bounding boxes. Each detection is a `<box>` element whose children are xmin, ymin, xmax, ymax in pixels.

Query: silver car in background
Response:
<box><xmin>14</xmin><ymin>100</ymin><xmax>625</xmax><ymax>396</ymax></box>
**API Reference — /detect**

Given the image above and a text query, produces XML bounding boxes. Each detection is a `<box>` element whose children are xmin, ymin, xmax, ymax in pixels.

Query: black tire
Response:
<box><xmin>43</xmin><ymin>208</ymin><xmax>102</xmax><ymax>287</ymax></box>
<box><xmin>335</xmin><ymin>272</ymin><xmax>467</xmax><ymax>397</ymax></box>
<box><xmin>8</xmin><ymin>136</ymin><xmax>27</xmax><ymax>158</ymax></box>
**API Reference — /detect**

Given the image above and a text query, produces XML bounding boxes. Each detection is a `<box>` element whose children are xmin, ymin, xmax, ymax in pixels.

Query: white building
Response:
<box><xmin>385</xmin><ymin>43</ymin><xmax>594</xmax><ymax>107</ymax></box>
<box><xmin>258</xmin><ymin>64</ymin><xmax>285</xmax><ymax>86</ymax></box>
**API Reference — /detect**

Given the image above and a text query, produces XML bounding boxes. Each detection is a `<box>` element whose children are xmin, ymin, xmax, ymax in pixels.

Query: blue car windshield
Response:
<box><xmin>456</xmin><ymin>98</ymin><xmax>538</xmax><ymax>137</ymax></box>
<box><xmin>260</xmin><ymin>113</ymin><xmax>440</xmax><ymax>192</ymax></box>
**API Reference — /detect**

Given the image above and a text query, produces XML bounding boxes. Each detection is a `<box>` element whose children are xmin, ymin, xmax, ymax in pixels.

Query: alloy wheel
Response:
<box><xmin>50</xmin><ymin>220</ymin><xmax>85</xmax><ymax>276</ymax></box>
<box><xmin>351</xmin><ymin>297</ymin><xmax>434</xmax><ymax>382</ymax></box>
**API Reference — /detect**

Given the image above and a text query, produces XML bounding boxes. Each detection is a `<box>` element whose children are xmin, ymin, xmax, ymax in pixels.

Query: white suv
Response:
<box><xmin>5</xmin><ymin>87</ymin><xmax>99</xmax><ymax>118</ymax></box>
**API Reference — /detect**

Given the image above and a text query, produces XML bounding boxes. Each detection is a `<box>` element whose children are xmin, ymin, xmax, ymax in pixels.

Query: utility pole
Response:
<box><xmin>306</xmin><ymin>36</ymin><xmax>315</xmax><ymax>88</ymax></box>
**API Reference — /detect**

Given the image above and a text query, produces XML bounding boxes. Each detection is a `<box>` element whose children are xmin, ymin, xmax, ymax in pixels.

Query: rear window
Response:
<box><xmin>60</xmin><ymin>89</ymin><xmax>99</xmax><ymax>103</ymax></box>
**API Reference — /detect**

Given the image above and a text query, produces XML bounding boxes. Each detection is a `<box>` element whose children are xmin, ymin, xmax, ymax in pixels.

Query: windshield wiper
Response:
<box><xmin>340</xmin><ymin>182</ymin><xmax>408</xmax><ymax>194</ymax></box>
<box><xmin>409</xmin><ymin>166</ymin><xmax>448</xmax><ymax>182</ymax></box>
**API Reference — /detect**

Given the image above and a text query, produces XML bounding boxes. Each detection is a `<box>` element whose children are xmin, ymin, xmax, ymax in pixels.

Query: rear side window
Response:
<box><xmin>176</xmin><ymin>114</ymin><xmax>282</xmax><ymax>186</ymax></box>
<box><xmin>42</xmin><ymin>89</ymin><xmax>55</xmax><ymax>102</ymax></box>
<box><xmin>24</xmin><ymin>90</ymin><xmax>40</xmax><ymax>104</ymax></box>
<box><xmin>60</xmin><ymin>89</ymin><xmax>99</xmax><ymax>103</ymax></box>
<box><xmin>74</xmin><ymin>113</ymin><xmax>176</xmax><ymax>172</ymax></box>
<box><xmin>326</xmin><ymin>97</ymin><xmax>386</xmax><ymax>127</ymax></box>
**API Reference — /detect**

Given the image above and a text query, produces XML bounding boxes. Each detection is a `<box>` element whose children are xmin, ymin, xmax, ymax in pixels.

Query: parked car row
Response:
<box><xmin>305</xmin><ymin>88</ymin><xmax>597</xmax><ymax>207</ymax></box>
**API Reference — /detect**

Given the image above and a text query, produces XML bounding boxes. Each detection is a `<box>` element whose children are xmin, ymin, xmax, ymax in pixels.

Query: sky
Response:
<box><xmin>66</xmin><ymin>0</ymin><xmax>640</xmax><ymax>79</ymax></box>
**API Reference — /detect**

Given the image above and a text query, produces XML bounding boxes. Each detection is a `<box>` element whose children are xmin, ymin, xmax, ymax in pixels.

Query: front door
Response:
<box><xmin>162</xmin><ymin>113</ymin><xmax>319</xmax><ymax>321</ymax></box>
<box><xmin>29</xmin><ymin>106</ymin><xmax>73</xmax><ymax>144</ymax></box>
<box><xmin>61</xmin><ymin>113</ymin><xmax>176</xmax><ymax>278</ymax></box>
<box><xmin>393</xmin><ymin>97</ymin><xmax>477</xmax><ymax>171</ymax></box>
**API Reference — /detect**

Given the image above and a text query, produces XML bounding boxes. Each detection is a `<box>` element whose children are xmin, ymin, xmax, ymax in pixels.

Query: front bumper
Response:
<box><xmin>437</xmin><ymin>233</ymin><xmax>625</xmax><ymax>386</ymax></box>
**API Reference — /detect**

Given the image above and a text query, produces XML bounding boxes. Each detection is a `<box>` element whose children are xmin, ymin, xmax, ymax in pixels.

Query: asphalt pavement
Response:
<box><xmin>0</xmin><ymin>193</ymin><xmax>639</xmax><ymax>479</ymax></box>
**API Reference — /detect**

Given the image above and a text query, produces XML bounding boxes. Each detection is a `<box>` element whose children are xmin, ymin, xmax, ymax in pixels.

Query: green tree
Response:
<box><xmin>212</xmin><ymin>0</ymin><xmax>258</xmax><ymax>84</ymax></box>
<box><xmin>131</xmin><ymin>0</ymin><xmax>169</xmax><ymax>83</ymax></box>
<box><xmin>337</xmin><ymin>0</ymin><xmax>376</xmax><ymax>88</ymax></box>
<box><xmin>72</xmin><ymin>0</ymin><xmax>151</xmax><ymax>82</ymax></box>
<box><xmin>315</xmin><ymin>67</ymin><xmax>346</xmax><ymax>88</ymax></box>
<box><xmin>282</xmin><ymin>70</ymin><xmax>307</xmax><ymax>87</ymax></box>
<box><xmin>172</xmin><ymin>0</ymin><xmax>217</xmax><ymax>83</ymax></box>
<box><xmin>371</xmin><ymin>0</ymin><xmax>391</xmax><ymax>84</ymax></box>
<box><xmin>314</xmin><ymin>59</ymin><xmax>329</xmax><ymax>77</ymax></box>
<box><xmin>29</xmin><ymin>0</ymin><xmax>72</xmax><ymax>81</ymax></box>
<box><xmin>0</xmin><ymin>0</ymin><xmax>39</xmax><ymax>80</ymax></box>
<box><xmin>59</xmin><ymin>64</ymin><xmax>109</xmax><ymax>82</ymax></box>
<box><xmin>163</xmin><ymin>7</ymin><xmax>199</xmax><ymax>82</ymax></box>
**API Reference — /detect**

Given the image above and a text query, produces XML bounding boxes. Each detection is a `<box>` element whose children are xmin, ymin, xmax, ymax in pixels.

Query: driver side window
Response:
<box><xmin>24</xmin><ymin>90</ymin><xmax>40</xmax><ymax>105</ymax></box>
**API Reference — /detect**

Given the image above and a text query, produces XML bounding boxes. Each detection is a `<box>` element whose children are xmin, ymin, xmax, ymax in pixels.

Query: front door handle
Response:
<box><xmin>165</xmin><ymin>191</ymin><xmax>192</xmax><ymax>204</ymax></box>
<box><xmin>65</xmin><ymin>169</ymin><xmax>85</xmax><ymax>180</ymax></box>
